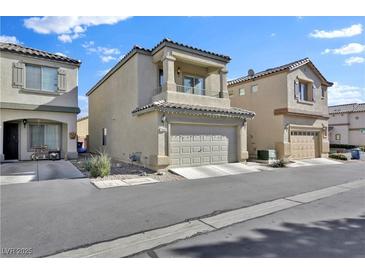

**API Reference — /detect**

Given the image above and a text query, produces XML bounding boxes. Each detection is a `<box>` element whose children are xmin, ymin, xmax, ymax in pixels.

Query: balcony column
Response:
<box><xmin>162</xmin><ymin>52</ymin><xmax>176</xmax><ymax>92</ymax></box>
<box><xmin>219</xmin><ymin>68</ymin><xmax>229</xmax><ymax>98</ymax></box>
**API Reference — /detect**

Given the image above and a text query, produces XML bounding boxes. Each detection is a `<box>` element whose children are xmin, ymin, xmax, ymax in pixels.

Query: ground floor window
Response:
<box><xmin>30</xmin><ymin>124</ymin><xmax>61</xmax><ymax>150</ymax></box>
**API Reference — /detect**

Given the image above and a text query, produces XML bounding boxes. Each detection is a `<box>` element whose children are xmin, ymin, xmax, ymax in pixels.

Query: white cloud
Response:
<box><xmin>328</xmin><ymin>82</ymin><xmax>365</xmax><ymax>105</ymax></box>
<box><xmin>322</xmin><ymin>43</ymin><xmax>365</xmax><ymax>55</ymax></box>
<box><xmin>54</xmin><ymin>52</ymin><xmax>67</xmax><ymax>57</ymax></box>
<box><xmin>83</xmin><ymin>41</ymin><xmax>121</xmax><ymax>63</ymax></box>
<box><xmin>310</xmin><ymin>24</ymin><xmax>363</xmax><ymax>39</ymax></box>
<box><xmin>344</xmin><ymin>56</ymin><xmax>365</xmax><ymax>66</ymax></box>
<box><xmin>24</xmin><ymin>16</ymin><xmax>130</xmax><ymax>43</ymax></box>
<box><xmin>100</xmin><ymin>56</ymin><xmax>116</xmax><ymax>63</ymax></box>
<box><xmin>78</xmin><ymin>95</ymin><xmax>88</xmax><ymax>102</ymax></box>
<box><xmin>0</xmin><ymin>35</ymin><xmax>21</xmax><ymax>44</ymax></box>
<box><xmin>270</xmin><ymin>33</ymin><xmax>276</xmax><ymax>37</ymax></box>
<box><xmin>78</xmin><ymin>95</ymin><xmax>88</xmax><ymax>117</ymax></box>
<box><xmin>57</xmin><ymin>34</ymin><xmax>73</xmax><ymax>43</ymax></box>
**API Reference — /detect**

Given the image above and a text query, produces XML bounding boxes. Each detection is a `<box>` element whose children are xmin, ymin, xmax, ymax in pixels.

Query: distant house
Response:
<box><xmin>228</xmin><ymin>58</ymin><xmax>333</xmax><ymax>160</ymax></box>
<box><xmin>0</xmin><ymin>42</ymin><xmax>81</xmax><ymax>161</ymax></box>
<box><xmin>87</xmin><ymin>38</ymin><xmax>255</xmax><ymax>170</ymax></box>
<box><xmin>77</xmin><ymin>116</ymin><xmax>88</xmax><ymax>149</ymax></box>
<box><xmin>329</xmin><ymin>103</ymin><xmax>365</xmax><ymax>146</ymax></box>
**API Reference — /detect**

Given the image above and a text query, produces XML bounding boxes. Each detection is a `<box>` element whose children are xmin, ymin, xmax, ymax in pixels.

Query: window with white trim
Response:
<box><xmin>25</xmin><ymin>64</ymin><xmax>58</xmax><ymax>92</ymax></box>
<box><xmin>251</xmin><ymin>85</ymin><xmax>258</xmax><ymax>93</ymax></box>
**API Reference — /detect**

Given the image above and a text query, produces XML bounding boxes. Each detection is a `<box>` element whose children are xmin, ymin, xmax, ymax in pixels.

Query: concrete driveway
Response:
<box><xmin>0</xmin><ymin>160</ymin><xmax>84</xmax><ymax>185</ymax></box>
<box><xmin>170</xmin><ymin>163</ymin><xmax>261</xmax><ymax>179</ymax></box>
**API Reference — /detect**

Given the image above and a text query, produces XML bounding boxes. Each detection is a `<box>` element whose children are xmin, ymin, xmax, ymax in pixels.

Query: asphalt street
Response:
<box><xmin>1</xmin><ymin>161</ymin><xmax>364</xmax><ymax>257</ymax></box>
<box><xmin>138</xmin><ymin>186</ymin><xmax>365</xmax><ymax>258</ymax></box>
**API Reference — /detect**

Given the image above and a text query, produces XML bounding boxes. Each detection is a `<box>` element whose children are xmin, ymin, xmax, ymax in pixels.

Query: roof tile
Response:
<box><xmin>0</xmin><ymin>42</ymin><xmax>81</xmax><ymax>65</ymax></box>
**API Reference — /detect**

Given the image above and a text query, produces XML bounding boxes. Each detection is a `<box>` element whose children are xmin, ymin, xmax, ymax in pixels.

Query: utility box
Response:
<box><xmin>257</xmin><ymin>150</ymin><xmax>277</xmax><ymax>161</ymax></box>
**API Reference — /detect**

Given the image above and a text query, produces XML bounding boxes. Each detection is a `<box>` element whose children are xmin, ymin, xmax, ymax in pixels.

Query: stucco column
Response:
<box><xmin>150</xmin><ymin>113</ymin><xmax>169</xmax><ymax>170</ymax></box>
<box><xmin>238</xmin><ymin>120</ymin><xmax>249</xmax><ymax>161</ymax></box>
<box><xmin>162</xmin><ymin>52</ymin><xmax>176</xmax><ymax>92</ymax></box>
<box><xmin>219</xmin><ymin>68</ymin><xmax>229</xmax><ymax>98</ymax></box>
<box><xmin>0</xmin><ymin>121</ymin><xmax>4</xmax><ymax>161</ymax></box>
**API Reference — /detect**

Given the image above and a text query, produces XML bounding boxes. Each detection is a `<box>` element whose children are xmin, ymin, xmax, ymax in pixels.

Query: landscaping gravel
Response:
<box><xmin>71</xmin><ymin>153</ymin><xmax>183</xmax><ymax>182</ymax></box>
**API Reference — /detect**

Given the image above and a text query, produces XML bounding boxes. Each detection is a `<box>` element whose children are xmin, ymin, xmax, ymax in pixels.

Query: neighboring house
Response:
<box><xmin>228</xmin><ymin>58</ymin><xmax>333</xmax><ymax>160</ymax></box>
<box><xmin>77</xmin><ymin>116</ymin><xmax>89</xmax><ymax>149</ymax></box>
<box><xmin>0</xmin><ymin>42</ymin><xmax>81</xmax><ymax>161</ymax></box>
<box><xmin>328</xmin><ymin>103</ymin><xmax>365</xmax><ymax>146</ymax></box>
<box><xmin>87</xmin><ymin>38</ymin><xmax>255</xmax><ymax>170</ymax></box>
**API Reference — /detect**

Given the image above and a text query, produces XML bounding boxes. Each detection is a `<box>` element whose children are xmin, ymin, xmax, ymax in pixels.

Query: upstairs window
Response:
<box><xmin>251</xmin><ymin>85</ymin><xmax>258</xmax><ymax>93</ymax></box>
<box><xmin>158</xmin><ymin>69</ymin><xmax>163</xmax><ymax>87</ymax></box>
<box><xmin>299</xmin><ymin>82</ymin><xmax>309</xmax><ymax>101</ymax></box>
<box><xmin>25</xmin><ymin>64</ymin><xmax>58</xmax><ymax>92</ymax></box>
<box><xmin>183</xmin><ymin>75</ymin><xmax>205</xmax><ymax>95</ymax></box>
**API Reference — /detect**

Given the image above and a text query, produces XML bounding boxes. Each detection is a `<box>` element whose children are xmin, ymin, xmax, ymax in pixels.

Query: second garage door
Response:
<box><xmin>169</xmin><ymin>124</ymin><xmax>237</xmax><ymax>167</ymax></box>
<box><xmin>290</xmin><ymin>130</ymin><xmax>320</xmax><ymax>159</ymax></box>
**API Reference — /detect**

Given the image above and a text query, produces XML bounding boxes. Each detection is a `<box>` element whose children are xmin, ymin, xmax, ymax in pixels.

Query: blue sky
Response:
<box><xmin>1</xmin><ymin>16</ymin><xmax>364</xmax><ymax>117</ymax></box>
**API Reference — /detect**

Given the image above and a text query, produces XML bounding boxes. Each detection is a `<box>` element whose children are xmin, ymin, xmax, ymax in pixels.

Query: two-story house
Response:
<box><xmin>0</xmin><ymin>42</ymin><xmax>81</xmax><ymax>161</ymax></box>
<box><xmin>329</xmin><ymin>103</ymin><xmax>365</xmax><ymax>146</ymax></box>
<box><xmin>228</xmin><ymin>58</ymin><xmax>333</xmax><ymax>160</ymax></box>
<box><xmin>87</xmin><ymin>39</ymin><xmax>255</xmax><ymax>170</ymax></box>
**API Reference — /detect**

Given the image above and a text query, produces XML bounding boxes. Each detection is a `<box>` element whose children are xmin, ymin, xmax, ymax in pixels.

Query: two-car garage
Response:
<box><xmin>169</xmin><ymin>124</ymin><xmax>238</xmax><ymax>167</ymax></box>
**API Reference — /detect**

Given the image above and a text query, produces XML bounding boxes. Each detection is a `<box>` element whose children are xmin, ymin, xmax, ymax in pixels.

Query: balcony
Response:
<box><xmin>154</xmin><ymin>84</ymin><xmax>220</xmax><ymax>98</ymax></box>
<box><xmin>152</xmin><ymin>84</ymin><xmax>230</xmax><ymax>108</ymax></box>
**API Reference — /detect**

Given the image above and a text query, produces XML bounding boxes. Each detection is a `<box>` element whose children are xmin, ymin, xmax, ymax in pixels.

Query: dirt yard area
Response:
<box><xmin>70</xmin><ymin>153</ymin><xmax>183</xmax><ymax>183</ymax></box>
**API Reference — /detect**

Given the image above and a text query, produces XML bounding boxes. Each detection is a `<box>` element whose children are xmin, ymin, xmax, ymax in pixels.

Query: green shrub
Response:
<box><xmin>269</xmin><ymin>159</ymin><xmax>287</xmax><ymax>168</ymax></box>
<box><xmin>84</xmin><ymin>159</ymin><xmax>92</xmax><ymax>171</ymax></box>
<box><xmin>89</xmin><ymin>152</ymin><xmax>111</xmax><ymax>178</ymax></box>
<box><xmin>330</xmin><ymin>144</ymin><xmax>357</xmax><ymax>149</ymax></box>
<box><xmin>329</xmin><ymin>153</ymin><xmax>348</xmax><ymax>161</ymax></box>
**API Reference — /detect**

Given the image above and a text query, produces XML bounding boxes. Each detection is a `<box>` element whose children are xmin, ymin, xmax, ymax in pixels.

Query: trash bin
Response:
<box><xmin>351</xmin><ymin>148</ymin><xmax>361</xmax><ymax>160</ymax></box>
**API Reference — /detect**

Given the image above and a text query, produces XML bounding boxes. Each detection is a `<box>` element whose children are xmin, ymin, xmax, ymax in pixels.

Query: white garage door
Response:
<box><xmin>290</xmin><ymin>130</ymin><xmax>320</xmax><ymax>159</ymax></box>
<box><xmin>169</xmin><ymin>124</ymin><xmax>237</xmax><ymax>167</ymax></box>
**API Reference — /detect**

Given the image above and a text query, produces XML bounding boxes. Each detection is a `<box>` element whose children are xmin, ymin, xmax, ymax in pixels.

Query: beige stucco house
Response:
<box><xmin>0</xmin><ymin>42</ymin><xmax>81</xmax><ymax>161</ymax></box>
<box><xmin>329</xmin><ymin>103</ymin><xmax>365</xmax><ymax>146</ymax></box>
<box><xmin>87</xmin><ymin>38</ymin><xmax>255</xmax><ymax>170</ymax></box>
<box><xmin>77</xmin><ymin>116</ymin><xmax>89</xmax><ymax>148</ymax></box>
<box><xmin>228</xmin><ymin>58</ymin><xmax>333</xmax><ymax>160</ymax></box>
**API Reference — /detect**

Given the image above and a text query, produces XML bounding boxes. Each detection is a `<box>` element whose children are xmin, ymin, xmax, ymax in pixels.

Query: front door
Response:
<box><xmin>3</xmin><ymin>122</ymin><xmax>19</xmax><ymax>160</ymax></box>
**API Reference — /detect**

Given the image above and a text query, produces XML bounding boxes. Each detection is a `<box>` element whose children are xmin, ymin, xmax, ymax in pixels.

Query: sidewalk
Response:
<box><xmin>1</xmin><ymin>162</ymin><xmax>365</xmax><ymax>257</ymax></box>
<box><xmin>51</xmin><ymin>179</ymin><xmax>365</xmax><ymax>257</ymax></box>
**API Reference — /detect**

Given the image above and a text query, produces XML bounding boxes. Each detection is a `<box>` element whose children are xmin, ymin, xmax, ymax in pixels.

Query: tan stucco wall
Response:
<box><xmin>228</xmin><ymin>66</ymin><xmax>330</xmax><ymax>159</ymax></box>
<box><xmin>0</xmin><ymin>51</ymin><xmax>79</xmax><ymax>161</ymax></box>
<box><xmin>0</xmin><ymin>109</ymin><xmax>77</xmax><ymax>160</ymax></box>
<box><xmin>287</xmin><ymin>64</ymin><xmax>328</xmax><ymax>114</ymax></box>
<box><xmin>229</xmin><ymin>72</ymin><xmax>287</xmax><ymax>157</ymax></box>
<box><xmin>88</xmin><ymin>48</ymin><xmax>249</xmax><ymax>169</ymax></box>
<box><xmin>77</xmin><ymin>117</ymin><xmax>89</xmax><ymax>139</ymax></box>
<box><xmin>0</xmin><ymin>51</ymin><xmax>79</xmax><ymax>108</ymax></box>
<box><xmin>329</xmin><ymin>111</ymin><xmax>365</xmax><ymax>145</ymax></box>
<box><xmin>88</xmin><ymin>54</ymin><xmax>159</xmax><ymax>167</ymax></box>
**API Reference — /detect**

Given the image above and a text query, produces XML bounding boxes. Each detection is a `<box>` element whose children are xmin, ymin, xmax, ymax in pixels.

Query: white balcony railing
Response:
<box><xmin>154</xmin><ymin>85</ymin><xmax>221</xmax><ymax>98</ymax></box>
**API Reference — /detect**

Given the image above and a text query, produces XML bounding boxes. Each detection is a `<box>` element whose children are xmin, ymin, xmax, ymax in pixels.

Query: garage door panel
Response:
<box><xmin>290</xmin><ymin>130</ymin><xmax>319</xmax><ymax>160</ymax></box>
<box><xmin>170</xmin><ymin>124</ymin><xmax>237</xmax><ymax>167</ymax></box>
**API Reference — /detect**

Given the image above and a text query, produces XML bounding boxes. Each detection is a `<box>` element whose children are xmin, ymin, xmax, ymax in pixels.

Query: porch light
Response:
<box><xmin>23</xmin><ymin>119</ymin><xmax>27</xmax><ymax>128</ymax></box>
<box><xmin>177</xmin><ymin>67</ymin><xmax>181</xmax><ymax>76</ymax></box>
